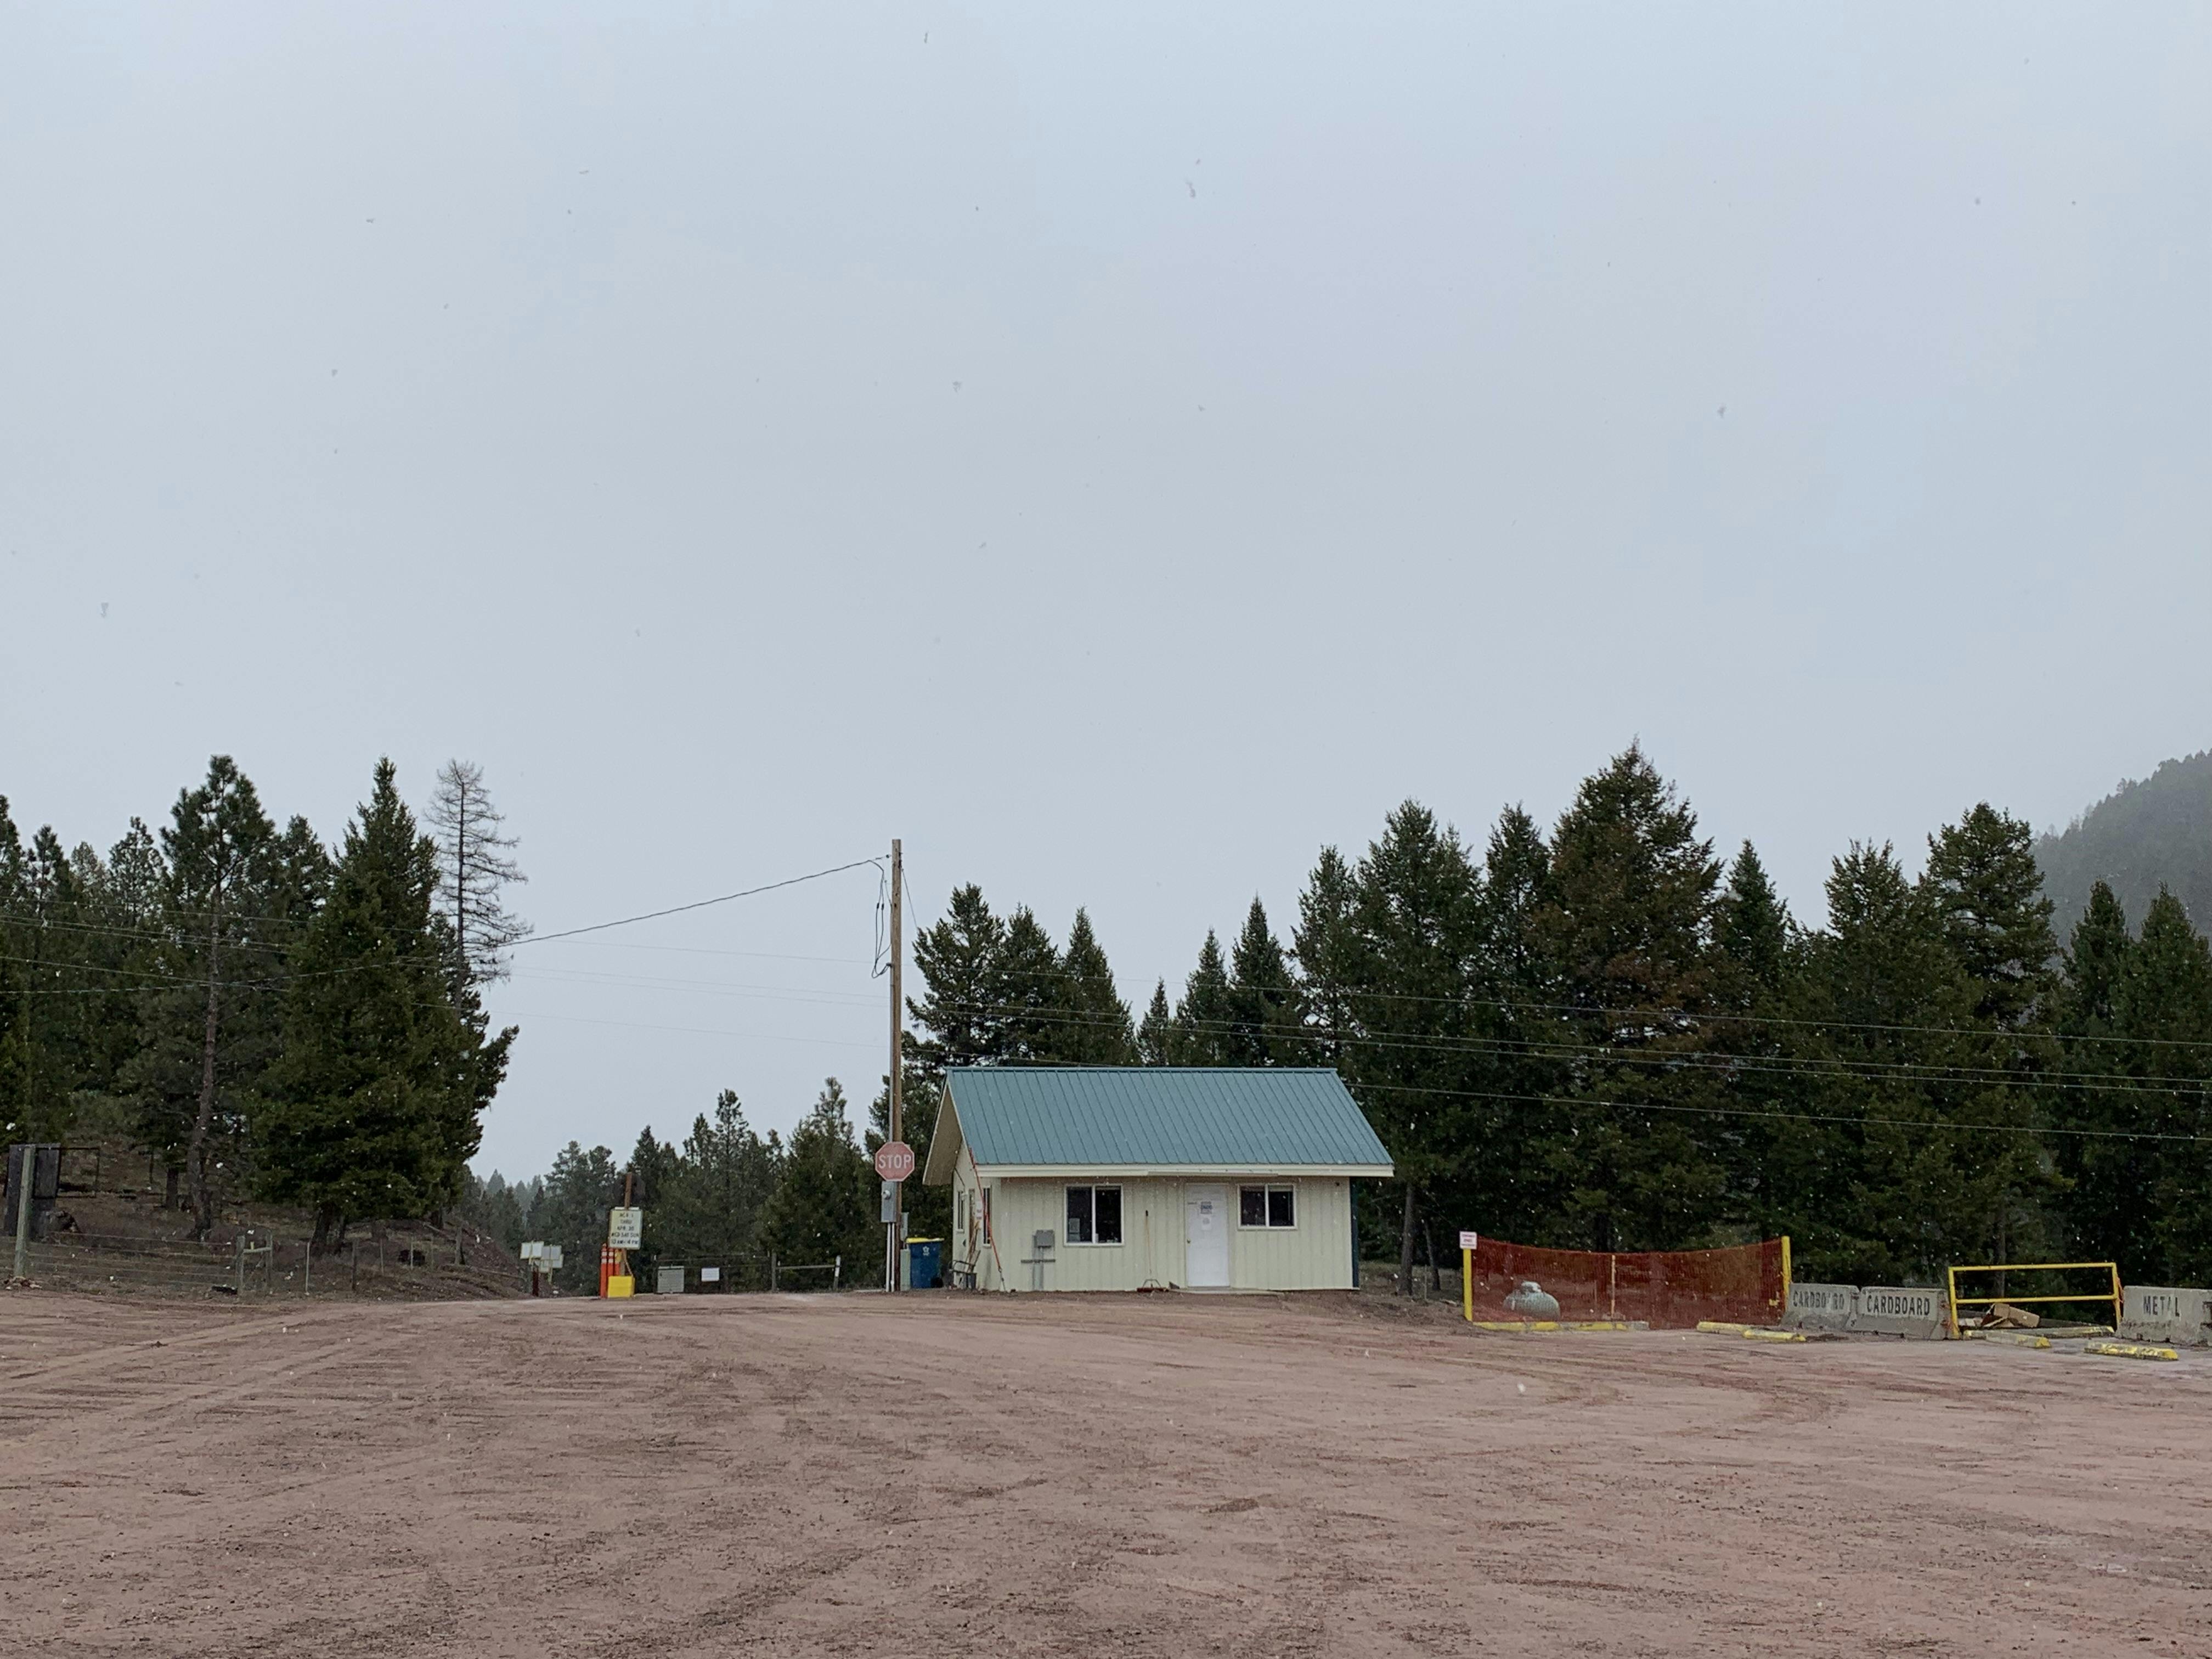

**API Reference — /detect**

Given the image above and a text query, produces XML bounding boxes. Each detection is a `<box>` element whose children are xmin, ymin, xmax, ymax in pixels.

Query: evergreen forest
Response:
<box><xmin>10</xmin><ymin>744</ymin><xmax>2210</xmax><ymax>1294</ymax></box>
<box><xmin>0</xmin><ymin>756</ymin><xmax>517</xmax><ymax>1249</ymax></box>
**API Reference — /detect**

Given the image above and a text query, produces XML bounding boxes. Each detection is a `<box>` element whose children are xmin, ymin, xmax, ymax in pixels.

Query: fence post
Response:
<box><xmin>235</xmin><ymin>1233</ymin><xmax>246</xmax><ymax>1297</ymax></box>
<box><xmin>303</xmin><ymin>1237</ymin><xmax>311</xmax><ymax>1300</ymax></box>
<box><xmin>834</xmin><ymin>1254</ymin><xmax>842</xmax><ymax>1291</ymax></box>
<box><xmin>770</xmin><ymin>1254</ymin><xmax>777</xmax><ymax>1293</ymax></box>
<box><xmin>12</xmin><ymin>1148</ymin><xmax>33</xmax><ymax>1283</ymax></box>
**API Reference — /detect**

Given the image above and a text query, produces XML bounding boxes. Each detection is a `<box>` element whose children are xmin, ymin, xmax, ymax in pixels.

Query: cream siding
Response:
<box><xmin>950</xmin><ymin>1168</ymin><xmax>1356</xmax><ymax>1293</ymax></box>
<box><xmin>1229</xmin><ymin>1178</ymin><xmax>1355</xmax><ymax>1291</ymax></box>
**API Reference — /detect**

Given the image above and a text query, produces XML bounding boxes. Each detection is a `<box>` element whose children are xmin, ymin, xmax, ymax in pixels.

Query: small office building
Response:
<box><xmin>921</xmin><ymin>1067</ymin><xmax>1393</xmax><ymax>1293</ymax></box>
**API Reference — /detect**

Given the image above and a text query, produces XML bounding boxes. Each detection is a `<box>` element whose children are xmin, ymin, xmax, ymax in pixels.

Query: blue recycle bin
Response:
<box><xmin>903</xmin><ymin>1237</ymin><xmax>944</xmax><ymax>1290</ymax></box>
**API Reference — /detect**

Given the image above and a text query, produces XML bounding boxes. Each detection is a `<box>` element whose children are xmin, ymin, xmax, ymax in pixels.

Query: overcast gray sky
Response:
<box><xmin>5</xmin><ymin>4</ymin><xmax>2207</xmax><ymax>1178</ymax></box>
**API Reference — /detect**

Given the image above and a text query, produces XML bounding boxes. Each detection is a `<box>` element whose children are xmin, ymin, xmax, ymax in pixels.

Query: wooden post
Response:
<box><xmin>11</xmin><ymin>1147</ymin><xmax>33</xmax><ymax>1283</ymax></box>
<box><xmin>885</xmin><ymin>838</ymin><xmax>904</xmax><ymax>1293</ymax></box>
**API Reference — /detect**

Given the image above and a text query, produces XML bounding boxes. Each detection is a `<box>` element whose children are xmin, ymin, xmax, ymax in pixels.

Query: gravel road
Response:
<box><xmin>3</xmin><ymin>1288</ymin><xmax>2205</xmax><ymax>1655</ymax></box>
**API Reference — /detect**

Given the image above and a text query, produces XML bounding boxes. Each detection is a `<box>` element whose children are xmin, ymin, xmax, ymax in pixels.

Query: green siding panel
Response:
<box><xmin>945</xmin><ymin>1067</ymin><xmax>1392</xmax><ymax>1171</ymax></box>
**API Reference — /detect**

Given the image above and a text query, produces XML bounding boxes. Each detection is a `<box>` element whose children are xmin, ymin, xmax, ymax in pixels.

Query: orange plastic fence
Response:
<box><xmin>1465</xmin><ymin>1235</ymin><xmax>1787</xmax><ymax>1328</ymax></box>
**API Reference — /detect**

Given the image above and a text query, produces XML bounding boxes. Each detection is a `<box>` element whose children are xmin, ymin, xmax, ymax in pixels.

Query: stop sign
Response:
<box><xmin>874</xmin><ymin>1141</ymin><xmax>916</xmax><ymax>1182</ymax></box>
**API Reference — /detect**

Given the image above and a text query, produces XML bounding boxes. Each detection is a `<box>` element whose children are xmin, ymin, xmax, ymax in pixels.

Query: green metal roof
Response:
<box><xmin>942</xmin><ymin>1067</ymin><xmax>1393</xmax><ymax>1172</ymax></box>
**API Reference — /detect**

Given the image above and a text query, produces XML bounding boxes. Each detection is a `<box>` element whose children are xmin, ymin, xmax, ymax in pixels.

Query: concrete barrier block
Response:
<box><xmin>1785</xmin><ymin>1282</ymin><xmax>1858</xmax><ymax>1330</ymax></box>
<box><xmin>1853</xmin><ymin>1285</ymin><xmax>1948</xmax><ymax>1339</ymax></box>
<box><xmin>2119</xmin><ymin>1285</ymin><xmax>2212</xmax><ymax>1347</ymax></box>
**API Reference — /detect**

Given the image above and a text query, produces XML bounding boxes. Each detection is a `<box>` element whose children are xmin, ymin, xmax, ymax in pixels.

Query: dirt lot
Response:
<box><xmin>3</xmin><ymin>1289</ymin><xmax>2207</xmax><ymax>1657</ymax></box>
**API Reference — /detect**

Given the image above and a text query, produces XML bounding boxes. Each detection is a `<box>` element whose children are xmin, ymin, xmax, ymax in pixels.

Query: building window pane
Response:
<box><xmin>1065</xmin><ymin>1186</ymin><xmax>1092</xmax><ymax>1244</ymax></box>
<box><xmin>1094</xmin><ymin>1186</ymin><xmax>1122</xmax><ymax>1245</ymax></box>
<box><xmin>1240</xmin><ymin>1187</ymin><xmax>1267</xmax><ymax>1227</ymax></box>
<box><xmin>1268</xmin><ymin>1187</ymin><xmax>1296</xmax><ymax>1228</ymax></box>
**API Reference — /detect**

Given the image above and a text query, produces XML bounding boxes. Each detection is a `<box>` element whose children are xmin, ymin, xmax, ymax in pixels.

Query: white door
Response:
<box><xmin>1185</xmin><ymin>1184</ymin><xmax>1230</xmax><ymax>1287</ymax></box>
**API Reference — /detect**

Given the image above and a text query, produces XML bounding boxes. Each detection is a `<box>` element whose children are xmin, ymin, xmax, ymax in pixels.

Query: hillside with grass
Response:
<box><xmin>2038</xmin><ymin>750</ymin><xmax>2212</xmax><ymax>941</ymax></box>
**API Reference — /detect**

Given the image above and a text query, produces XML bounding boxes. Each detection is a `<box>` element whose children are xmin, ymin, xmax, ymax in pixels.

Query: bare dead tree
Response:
<box><xmin>426</xmin><ymin>760</ymin><xmax>529</xmax><ymax>993</ymax></box>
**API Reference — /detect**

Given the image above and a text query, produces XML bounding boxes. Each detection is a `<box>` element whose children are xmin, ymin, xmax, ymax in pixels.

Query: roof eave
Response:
<box><xmin>920</xmin><ymin>1093</ymin><xmax>964</xmax><ymax>1187</ymax></box>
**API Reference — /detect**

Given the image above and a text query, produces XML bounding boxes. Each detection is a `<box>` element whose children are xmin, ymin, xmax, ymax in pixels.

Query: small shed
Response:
<box><xmin>921</xmin><ymin>1067</ymin><xmax>1393</xmax><ymax>1293</ymax></box>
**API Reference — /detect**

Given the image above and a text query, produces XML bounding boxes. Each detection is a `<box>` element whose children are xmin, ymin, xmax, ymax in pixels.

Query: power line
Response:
<box><xmin>1</xmin><ymin>856</ymin><xmax>885</xmax><ymax>997</ymax></box>
<box><xmin>513</xmin><ymin>858</ymin><xmax>883</xmax><ymax>945</ymax></box>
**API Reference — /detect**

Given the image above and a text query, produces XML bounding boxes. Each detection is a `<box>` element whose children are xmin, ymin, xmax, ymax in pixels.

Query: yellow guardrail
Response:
<box><xmin>1945</xmin><ymin>1260</ymin><xmax>2120</xmax><ymax>1337</ymax></box>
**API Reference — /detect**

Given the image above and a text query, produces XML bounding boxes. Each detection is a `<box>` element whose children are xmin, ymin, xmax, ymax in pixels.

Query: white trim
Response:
<box><xmin>1062</xmin><ymin>1182</ymin><xmax>1126</xmax><ymax>1247</ymax></box>
<box><xmin>975</xmin><ymin>1163</ymin><xmax>1391</xmax><ymax>1180</ymax></box>
<box><xmin>1235</xmin><ymin>1183</ymin><xmax>1300</xmax><ymax>1231</ymax></box>
<box><xmin>921</xmin><ymin>1094</ymin><xmax>965</xmax><ymax>1186</ymax></box>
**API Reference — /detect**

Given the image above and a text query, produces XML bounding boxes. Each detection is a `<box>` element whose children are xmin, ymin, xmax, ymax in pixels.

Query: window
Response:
<box><xmin>1065</xmin><ymin>1184</ymin><xmax>1123</xmax><ymax>1245</ymax></box>
<box><xmin>1239</xmin><ymin>1185</ymin><xmax>1296</xmax><ymax>1228</ymax></box>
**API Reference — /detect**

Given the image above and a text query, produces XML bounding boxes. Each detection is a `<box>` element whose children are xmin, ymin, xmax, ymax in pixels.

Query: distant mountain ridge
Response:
<box><xmin>2036</xmin><ymin>749</ymin><xmax>2212</xmax><ymax>941</ymax></box>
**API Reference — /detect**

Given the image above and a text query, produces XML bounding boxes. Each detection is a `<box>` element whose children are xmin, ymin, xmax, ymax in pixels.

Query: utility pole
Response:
<box><xmin>885</xmin><ymin>838</ymin><xmax>904</xmax><ymax>1293</ymax></box>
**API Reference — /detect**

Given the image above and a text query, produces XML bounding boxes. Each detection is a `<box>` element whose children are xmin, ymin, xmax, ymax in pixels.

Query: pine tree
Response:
<box><xmin>1050</xmin><ymin>910</ymin><xmax>1137</xmax><ymax>1064</ymax></box>
<box><xmin>1225</xmin><ymin>899</ymin><xmax>1297</xmax><ymax>1066</ymax></box>
<box><xmin>1291</xmin><ymin>847</ymin><xmax>1361</xmax><ymax>1071</ymax></box>
<box><xmin>256</xmin><ymin>760</ymin><xmax>515</xmax><ymax>1246</ymax></box>
<box><xmin>539</xmin><ymin>1141</ymin><xmax>620</xmax><ymax>1293</ymax></box>
<box><xmin>909</xmin><ymin>885</ymin><xmax>1009</xmax><ymax>1073</ymax></box>
<box><xmin>2061</xmin><ymin>881</ymin><xmax>2132</xmax><ymax>1034</ymax></box>
<box><xmin>1170</xmin><ymin>932</ymin><xmax>1235</xmax><ymax>1064</ymax></box>
<box><xmin>1534</xmin><ymin>747</ymin><xmax>1725</xmax><ymax>1252</ymax></box>
<box><xmin>426</xmin><ymin>760</ymin><xmax>530</xmax><ymax>991</ymax></box>
<box><xmin>663</xmin><ymin>1090</ymin><xmax>780</xmax><ymax>1284</ymax></box>
<box><xmin>1793</xmin><ymin>841</ymin><xmax>2047</xmax><ymax>1280</ymax></box>
<box><xmin>1714</xmin><ymin>842</ymin><xmax>1791</xmax><ymax>1005</ymax></box>
<box><xmin>1479</xmin><ymin>808</ymin><xmax>1554</xmax><ymax>1000</ymax></box>
<box><xmin>1341</xmin><ymin>802</ymin><xmax>1486</xmax><ymax>1289</ymax></box>
<box><xmin>125</xmin><ymin>794</ymin><xmax>330</xmax><ymax>1218</ymax></box>
<box><xmin>1923</xmin><ymin>804</ymin><xmax>2057</xmax><ymax>1030</ymax></box>
<box><xmin>621</xmin><ymin>1126</ymin><xmax>682</xmax><ymax>1282</ymax></box>
<box><xmin>1917</xmin><ymin>803</ymin><xmax>2061</xmax><ymax>1264</ymax></box>
<box><xmin>1464</xmin><ymin>804</ymin><xmax>1564</xmax><ymax>1245</ymax></box>
<box><xmin>1137</xmin><ymin>980</ymin><xmax>1174</xmax><ymax>1065</ymax></box>
<box><xmin>2050</xmin><ymin>881</ymin><xmax>2135</xmax><ymax>1259</ymax></box>
<box><xmin>997</xmin><ymin>907</ymin><xmax>1064</xmax><ymax>1060</ymax></box>
<box><xmin>759</xmin><ymin>1079</ymin><xmax>877</xmax><ymax>1277</ymax></box>
<box><xmin>1707</xmin><ymin>841</ymin><xmax>1801</xmax><ymax>1246</ymax></box>
<box><xmin>2115</xmin><ymin>891</ymin><xmax>2212</xmax><ymax>1279</ymax></box>
<box><xmin>157</xmin><ymin>758</ymin><xmax>282</xmax><ymax>1234</ymax></box>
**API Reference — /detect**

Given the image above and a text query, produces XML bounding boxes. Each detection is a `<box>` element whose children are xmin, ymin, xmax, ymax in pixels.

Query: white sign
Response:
<box><xmin>1459</xmin><ymin>1231</ymin><xmax>1480</xmax><ymax>1251</ymax></box>
<box><xmin>542</xmin><ymin>1245</ymin><xmax>562</xmax><ymax>1270</ymax></box>
<box><xmin>699</xmin><ymin>1266</ymin><xmax>720</xmax><ymax>1283</ymax></box>
<box><xmin>608</xmin><ymin>1207</ymin><xmax>643</xmax><ymax>1249</ymax></box>
<box><xmin>521</xmin><ymin>1240</ymin><xmax>543</xmax><ymax>1261</ymax></box>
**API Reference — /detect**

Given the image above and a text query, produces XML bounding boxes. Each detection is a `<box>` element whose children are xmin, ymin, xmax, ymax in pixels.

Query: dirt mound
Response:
<box><xmin>14</xmin><ymin>1138</ymin><xmax>522</xmax><ymax>1302</ymax></box>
